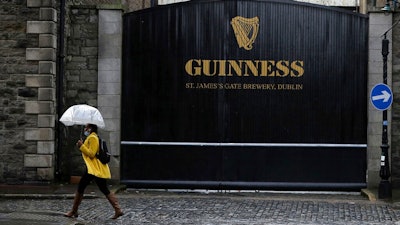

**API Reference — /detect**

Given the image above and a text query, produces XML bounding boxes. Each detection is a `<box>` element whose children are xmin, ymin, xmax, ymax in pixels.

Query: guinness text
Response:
<box><xmin>185</xmin><ymin>59</ymin><xmax>304</xmax><ymax>77</ymax></box>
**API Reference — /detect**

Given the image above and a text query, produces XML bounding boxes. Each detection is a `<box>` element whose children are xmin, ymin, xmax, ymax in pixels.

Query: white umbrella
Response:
<box><xmin>59</xmin><ymin>104</ymin><xmax>105</xmax><ymax>128</ymax></box>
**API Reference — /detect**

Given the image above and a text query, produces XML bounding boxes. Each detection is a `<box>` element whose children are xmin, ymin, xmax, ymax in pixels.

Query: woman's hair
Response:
<box><xmin>87</xmin><ymin>124</ymin><xmax>98</xmax><ymax>133</ymax></box>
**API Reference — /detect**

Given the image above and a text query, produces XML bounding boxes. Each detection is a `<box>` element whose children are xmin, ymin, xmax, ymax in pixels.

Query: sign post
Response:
<box><xmin>371</xmin><ymin>36</ymin><xmax>392</xmax><ymax>199</ymax></box>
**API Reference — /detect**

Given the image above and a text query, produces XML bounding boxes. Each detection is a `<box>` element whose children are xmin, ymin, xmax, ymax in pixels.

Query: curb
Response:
<box><xmin>0</xmin><ymin>193</ymin><xmax>98</xmax><ymax>199</ymax></box>
<box><xmin>0</xmin><ymin>185</ymin><xmax>126</xmax><ymax>200</ymax></box>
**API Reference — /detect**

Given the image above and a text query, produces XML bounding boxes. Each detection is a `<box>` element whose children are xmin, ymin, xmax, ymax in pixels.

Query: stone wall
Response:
<box><xmin>0</xmin><ymin>0</ymin><xmax>56</xmax><ymax>184</ymax></box>
<box><xmin>59</xmin><ymin>2</ymin><xmax>123</xmax><ymax>182</ymax></box>
<box><xmin>0</xmin><ymin>0</ymin><xmax>37</xmax><ymax>184</ymax></box>
<box><xmin>391</xmin><ymin>12</ymin><xmax>400</xmax><ymax>187</ymax></box>
<box><xmin>60</xmin><ymin>5</ymin><xmax>100</xmax><ymax>179</ymax></box>
<box><xmin>368</xmin><ymin>12</ymin><xmax>393</xmax><ymax>188</ymax></box>
<box><xmin>368</xmin><ymin>3</ymin><xmax>400</xmax><ymax>188</ymax></box>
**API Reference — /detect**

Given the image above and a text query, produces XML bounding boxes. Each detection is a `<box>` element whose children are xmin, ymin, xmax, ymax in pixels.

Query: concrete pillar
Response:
<box><xmin>367</xmin><ymin>13</ymin><xmax>393</xmax><ymax>188</ymax></box>
<box><xmin>98</xmin><ymin>8</ymin><xmax>122</xmax><ymax>181</ymax></box>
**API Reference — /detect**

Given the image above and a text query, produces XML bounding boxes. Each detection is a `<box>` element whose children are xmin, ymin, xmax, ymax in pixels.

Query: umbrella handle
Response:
<box><xmin>80</xmin><ymin>125</ymin><xmax>84</xmax><ymax>139</ymax></box>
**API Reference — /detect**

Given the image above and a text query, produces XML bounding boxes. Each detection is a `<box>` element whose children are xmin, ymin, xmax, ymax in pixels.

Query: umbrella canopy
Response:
<box><xmin>59</xmin><ymin>104</ymin><xmax>105</xmax><ymax>128</ymax></box>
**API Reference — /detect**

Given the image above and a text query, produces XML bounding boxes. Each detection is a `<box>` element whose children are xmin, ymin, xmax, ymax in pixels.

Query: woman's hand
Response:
<box><xmin>76</xmin><ymin>139</ymin><xmax>83</xmax><ymax>148</ymax></box>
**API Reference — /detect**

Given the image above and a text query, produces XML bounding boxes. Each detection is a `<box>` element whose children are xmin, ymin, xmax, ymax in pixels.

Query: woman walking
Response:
<box><xmin>64</xmin><ymin>123</ymin><xmax>124</xmax><ymax>219</ymax></box>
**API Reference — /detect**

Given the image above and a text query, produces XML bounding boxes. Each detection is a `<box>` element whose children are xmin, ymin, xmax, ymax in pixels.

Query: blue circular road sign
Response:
<box><xmin>370</xmin><ymin>83</ymin><xmax>393</xmax><ymax>111</ymax></box>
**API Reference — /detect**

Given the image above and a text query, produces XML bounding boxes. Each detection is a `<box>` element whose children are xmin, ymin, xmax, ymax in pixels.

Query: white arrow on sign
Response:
<box><xmin>372</xmin><ymin>90</ymin><xmax>391</xmax><ymax>102</ymax></box>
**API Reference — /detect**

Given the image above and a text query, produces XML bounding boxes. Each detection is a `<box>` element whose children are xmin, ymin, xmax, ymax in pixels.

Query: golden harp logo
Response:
<box><xmin>231</xmin><ymin>16</ymin><xmax>259</xmax><ymax>50</ymax></box>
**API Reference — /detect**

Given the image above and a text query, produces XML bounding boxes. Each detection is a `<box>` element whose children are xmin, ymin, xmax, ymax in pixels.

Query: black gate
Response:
<box><xmin>121</xmin><ymin>0</ymin><xmax>368</xmax><ymax>190</ymax></box>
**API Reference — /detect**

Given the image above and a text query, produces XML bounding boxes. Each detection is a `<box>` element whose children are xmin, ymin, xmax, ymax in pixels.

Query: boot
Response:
<box><xmin>64</xmin><ymin>192</ymin><xmax>83</xmax><ymax>218</ymax></box>
<box><xmin>106</xmin><ymin>193</ymin><xmax>124</xmax><ymax>219</ymax></box>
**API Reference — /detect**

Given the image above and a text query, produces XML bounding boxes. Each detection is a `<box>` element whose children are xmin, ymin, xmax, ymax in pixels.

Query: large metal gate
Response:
<box><xmin>121</xmin><ymin>0</ymin><xmax>368</xmax><ymax>190</ymax></box>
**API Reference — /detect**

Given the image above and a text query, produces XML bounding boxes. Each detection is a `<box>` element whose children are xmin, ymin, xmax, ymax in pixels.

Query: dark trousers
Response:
<box><xmin>77</xmin><ymin>170</ymin><xmax>110</xmax><ymax>196</ymax></box>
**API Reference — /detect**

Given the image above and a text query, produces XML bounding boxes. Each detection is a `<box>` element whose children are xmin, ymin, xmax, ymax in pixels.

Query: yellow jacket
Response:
<box><xmin>79</xmin><ymin>132</ymin><xmax>111</xmax><ymax>179</ymax></box>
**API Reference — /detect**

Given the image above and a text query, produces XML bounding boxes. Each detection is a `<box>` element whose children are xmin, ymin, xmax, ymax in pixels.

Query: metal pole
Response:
<box><xmin>378</xmin><ymin>35</ymin><xmax>392</xmax><ymax>199</ymax></box>
<box><xmin>55</xmin><ymin>0</ymin><xmax>66</xmax><ymax>182</ymax></box>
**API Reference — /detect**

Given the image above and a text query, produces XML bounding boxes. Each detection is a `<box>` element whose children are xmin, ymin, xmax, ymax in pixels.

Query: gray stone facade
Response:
<box><xmin>368</xmin><ymin>2</ymin><xmax>400</xmax><ymax>189</ymax></box>
<box><xmin>61</xmin><ymin>5</ymin><xmax>100</xmax><ymax>179</ymax></box>
<box><xmin>0</xmin><ymin>0</ymin><xmax>56</xmax><ymax>184</ymax></box>
<box><xmin>391</xmin><ymin>12</ymin><xmax>400</xmax><ymax>187</ymax></box>
<box><xmin>368</xmin><ymin>12</ymin><xmax>392</xmax><ymax>188</ymax></box>
<box><xmin>59</xmin><ymin>4</ymin><xmax>123</xmax><ymax>181</ymax></box>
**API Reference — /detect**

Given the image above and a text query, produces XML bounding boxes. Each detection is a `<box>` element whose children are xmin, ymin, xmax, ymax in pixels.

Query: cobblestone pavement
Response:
<box><xmin>1</xmin><ymin>190</ymin><xmax>400</xmax><ymax>225</ymax></box>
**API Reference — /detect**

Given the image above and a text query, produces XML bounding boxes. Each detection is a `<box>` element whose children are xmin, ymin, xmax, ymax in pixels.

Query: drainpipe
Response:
<box><xmin>55</xmin><ymin>0</ymin><xmax>66</xmax><ymax>182</ymax></box>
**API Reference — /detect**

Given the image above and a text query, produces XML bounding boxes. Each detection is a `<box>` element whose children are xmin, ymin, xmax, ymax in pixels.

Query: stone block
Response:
<box><xmin>368</xmin><ymin>134</ymin><xmax>383</xmax><ymax>148</ymax></box>
<box><xmin>26</xmin><ymin>75</ymin><xmax>53</xmax><ymax>87</ymax></box>
<box><xmin>25</xmin><ymin>101</ymin><xmax>54</xmax><ymax>114</ymax></box>
<box><xmin>24</xmin><ymin>154</ymin><xmax>52</xmax><ymax>167</ymax></box>
<box><xmin>38</xmin><ymin>115</ymin><xmax>55</xmax><ymax>127</ymax></box>
<box><xmin>88</xmin><ymin>58</ymin><xmax>98</xmax><ymax>70</ymax></box>
<box><xmin>26</xmin><ymin>48</ymin><xmax>56</xmax><ymax>61</ymax></box>
<box><xmin>369</xmin><ymin>49</ymin><xmax>383</xmax><ymax>61</ymax></box>
<box><xmin>369</xmin><ymin>74</ymin><xmax>383</xmax><ymax>86</ymax></box>
<box><xmin>81</xmin><ymin>47</ymin><xmax>98</xmax><ymax>56</ymax></box>
<box><xmin>109</xmin><ymin>165</ymin><xmax>120</xmax><ymax>180</ymax></box>
<box><xmin>99</xmin><ymin>22</ymin><xmax>122</xmax><ymax>35</ymax></box>
<box><xmin>86</xmin><ymin>38</ymin><xmax>98</xmax><ymax>47</ymax></box>
<box><xmin>98</xmin><ymin>95</ymin><xmax>120</xmax><ymax>107</ymax></box>
<box><xmin>27</xmin><ymin>21</ymin><xmax>56</xmax><ymax>34</ymax></box>
<box><xmin>39</xmin><ymin>61</ymin><xmax>56</xmax><ymax>74</ymax></box>
<box><xmin>40</xmin><ymin>8</ymin><xmax>57</xmax><ymax>22</ymax></box>
<box><xmin>27</xmin><ymin>0</ymin><xmax>55</xmax><ymax>7</ymax></box>
<box><xmin>39</xmin><ymin>34</ymin><xmax>57</xmax><ymax>48</ymax></box>
<box><xmin>18</xmin><ymin>88</ymin><xmax>36</xmax><ymax>98</ymax></box>
<box><xmin>37</xmin><ymin>167</ymin><xmax>54</xmax><ymax>180</ymax></box>
<box><xmin>38</xmin><ymin>88</ymin><xmax>55</xmax><ymax>101</ymax></box>
<box><xmin>37</xmin><ymin>141</ymin><xmax>55</xmax><ymax>154</ymax></box>
<box><xmin>98</xmin><ymin>82</ymin><xmax>120</xmax><ymax>95</ymax></box>
<box><xmin>368</xmin><ymin>61</ymin><xmax>382</xmax><ymax>74</ymax></box>
<box><xmin>369</xmin><ymin>24</ymin><xmax>391</xmax><ymax>37</ymax></box>
<box><xmin>98</xmin><ymin>106</ymin><xmax>120</xmax><ymax>119</ymax></box>
<box><xmin>25</xmin><ymin>128</ymin><xmax>54</xmax><ymax>141</ymax></box>
<box><xmin>368</xmin><ymin>38</ymin><xmax>382</xmax><ymax>51</ymax></box>
<box><xmin>99</xmin><ymin>10</ymin><xmax>122</xmax><ymax>23</ymax></box>
<box><xmin>368</xmin><ymin>157</ymin><xmax>381</xmax><ymax>171</ymax></box>
<box><xmin>80</xmin><ymin>70</ymin><xmax>97</xmax><ymax>82</ymax></box>
<box><xmin>66</xmin><ymin>61</ymin><xmax>88</xmax><ymax>70</ymax></box>
<box><xmin>101</xmin><ymin>118</ymin><xmax>119</xmax><ymax>132</ymax></box>
<box><xmin>99</xmin><ymin>44</ymin><xmax>121</xmax><ymax>58</ymax></box>
<box><xmin>27</xmin><ymin>0</ymin><xmax>41</xmax><ymax>7</ymax></box>
<box><xmin>98</xmin><ymin>58</ymin><xmax>121</xmax><ymax>71</ymax></box>
<box><xmin>370</xmin><ymin>11</ymin><xmax>392</xmax><ymax>25</ymax></box>
<box><xmin>98</xmin><ymin>70</ymin><xmax>121</xmax><ymax>83</ymax></box>
<box><xmin>368</xmin><ymin>110</ymin><xmax>383</xmax><ymax>122</ymax></box>
<box><xmin>368</xmin><ymin>123</ymin><xmax>382</xmax><ymax>135</ymax></box>
<box><xmin>367</xmin><ymin>171</ymin><xmax>380</xmax><ymax>189</ymax></box>
<box><xmin>109</xmin><ymin>131</ymin><xmax>120</xmax><ymax>156</ymax></box>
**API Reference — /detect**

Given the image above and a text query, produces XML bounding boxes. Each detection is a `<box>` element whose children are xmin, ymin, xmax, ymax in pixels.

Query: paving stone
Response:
<box><xmin>0</xmin><ymin>191</ymin><xmax>399</xmax><ymax>224</ymax></box>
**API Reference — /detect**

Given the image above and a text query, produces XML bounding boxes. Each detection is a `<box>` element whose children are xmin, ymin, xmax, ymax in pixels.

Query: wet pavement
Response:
<box><xmin>1</xmin><ymin>186</ymin><xmax>400</xmax><ymax>225</ymax></box>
